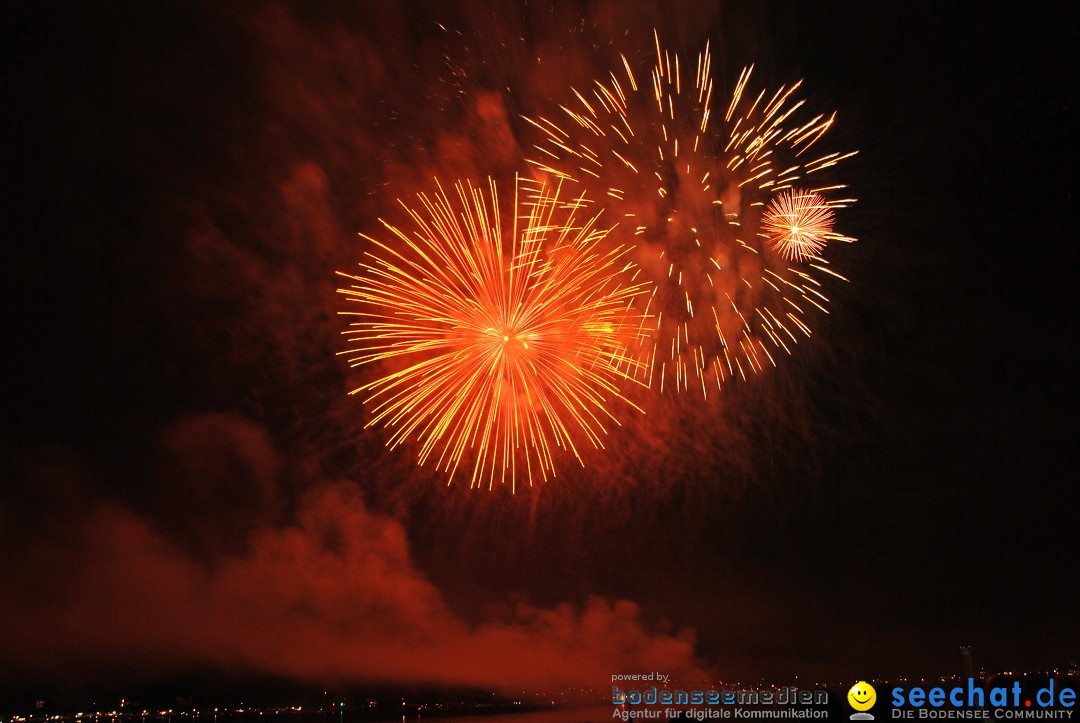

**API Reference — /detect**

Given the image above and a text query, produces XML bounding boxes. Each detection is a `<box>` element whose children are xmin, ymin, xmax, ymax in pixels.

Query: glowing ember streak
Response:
<box><xmin>761</xmin><ymin>188</ymin><xmax>835</xmax><ymax>262</ymax></box>
<box><xmin>525</xmin><ymin>32</ymin><xmax>858</xmax><ymax>397</ymax></box>
<box><xmin>337</xmin><ymin>177</ymin><xmax>650</xmax><ymax>491</ymax></box>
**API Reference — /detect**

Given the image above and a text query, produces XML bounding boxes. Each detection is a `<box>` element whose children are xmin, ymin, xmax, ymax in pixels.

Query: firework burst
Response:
<box><xmin>762</xmin><ymin>188</ymin><xmax>836</xmax><ymax>262</ymax></box>
<box><xmin>337</xmin><ymin>177</ymin><xmax>650</xmax><ymax>491</ymax></box>
<box><xmin>525</xmin><ymin>32</ymin><xmax>857</xmax><ymax>397</ymax></box>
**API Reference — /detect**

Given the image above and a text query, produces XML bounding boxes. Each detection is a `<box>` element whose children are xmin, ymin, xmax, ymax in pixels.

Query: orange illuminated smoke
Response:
<box><xmin>525</xmin><ymin>32</ymin><xmax>858</xmax><ymax>397</ymax></box>
<box><xmin>337</xmin><ymin>177</ymin><xmax>650</xmax><ymax>491</ymax></box>
<box><xmin>761</xmin><ymin>189</ymin><xmax>835</xmax><ymax>262</ymax></box>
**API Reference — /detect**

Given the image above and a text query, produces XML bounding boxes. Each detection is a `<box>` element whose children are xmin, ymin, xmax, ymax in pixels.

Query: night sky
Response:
<box><xmin>2</xmin><ymin>0</ymin><xmax>1077</xmax><ymax>701</ymax></box>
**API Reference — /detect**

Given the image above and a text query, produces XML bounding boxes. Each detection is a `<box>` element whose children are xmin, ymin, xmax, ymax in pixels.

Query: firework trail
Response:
<box><xmin>525</xmin><ymin>32</ymin><xmax>857</xmax><ymax>397</ymax></box>
<box><xmin>337</xmin><ymin>177</ymin><xmax>650</xmax><ymax>491</ymax></box>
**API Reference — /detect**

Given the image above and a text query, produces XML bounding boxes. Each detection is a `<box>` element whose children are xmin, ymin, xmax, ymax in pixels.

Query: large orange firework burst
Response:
<box><xmin>337</xmin><ymin>177</ymin><xmax>650</xmax><ymax>491</ymax></box>
<box><xmin>525</xmin><ymin>32</ymin><xmax>857</xmax><ymax>397</ymax></box>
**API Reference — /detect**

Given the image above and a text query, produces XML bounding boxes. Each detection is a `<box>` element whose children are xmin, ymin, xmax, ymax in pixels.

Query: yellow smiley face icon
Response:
<box><xmin>848</xmin><ymin>681</ymin><xmax>877</xmax><ymax>711</ymax></box>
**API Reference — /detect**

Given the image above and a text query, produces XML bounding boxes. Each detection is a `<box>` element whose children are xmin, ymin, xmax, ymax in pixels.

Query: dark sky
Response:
<box><xmin>2</xmin><ymin>0</ymin><xmax>1077</xmax><ymax>701</ymax></box>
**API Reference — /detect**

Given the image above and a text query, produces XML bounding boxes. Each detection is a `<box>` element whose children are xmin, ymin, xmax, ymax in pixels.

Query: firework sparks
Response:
<box><xmin>337</xmin><ymin>177</ymin><xmax>650</xmax><ymax>491</ymax></box>
<box><xmin>525</xmin><ymin>32</ymin><xmax>857</xmax><ymax>397</ymax></box>
<box><xmin>761</xmin><ymin>188</ymin><xmax>836</xmax><ymax>262</ymax></box>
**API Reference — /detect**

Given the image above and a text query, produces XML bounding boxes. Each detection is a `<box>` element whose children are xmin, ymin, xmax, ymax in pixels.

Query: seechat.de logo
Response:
<box><xmin>891</xmin><ymin>678</ymin><xmax>1076</xmax><ymax>718</ymax></box>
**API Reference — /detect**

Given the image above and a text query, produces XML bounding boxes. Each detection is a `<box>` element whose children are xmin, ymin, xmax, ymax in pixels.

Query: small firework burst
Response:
<box><xmin>761</xmin><ymin>188</ymin><xmax>836</xmax><ymax>262</ymax></box>
<box><xmin>525</xmin><ymin>32</ymin><xmax>857</xmax><ymax>397</ymax></box>
<box><xmin>337</xmin><ymin>177</ymin><xmax>650</xmax><ymax>491</ymax></box>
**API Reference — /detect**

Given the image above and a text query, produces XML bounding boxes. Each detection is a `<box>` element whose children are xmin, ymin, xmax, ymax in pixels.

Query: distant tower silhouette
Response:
<box><xmin>960</xmin><ymin>646</ymin><xmax>974</xmax><ymax>680</ymax></box>
<box><xmin>961</xmin><ymin>645</ymin><xmax>991</xmax><ymax>710</ymax></box>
